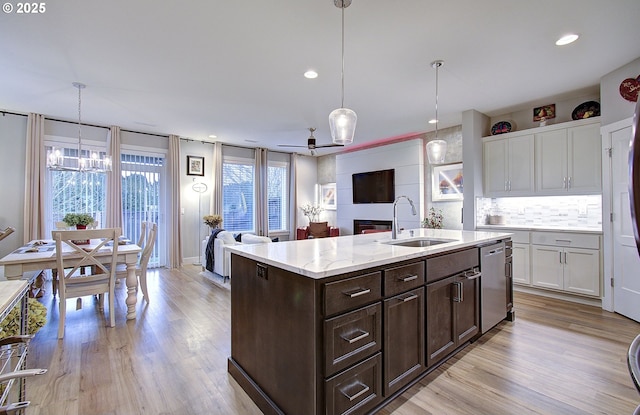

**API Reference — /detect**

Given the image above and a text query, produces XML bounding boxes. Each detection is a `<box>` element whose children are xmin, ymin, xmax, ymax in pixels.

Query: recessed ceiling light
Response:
<box><xmin>208</xmin><ymin>134</ymin><xmax>217</xmax><ymax>139</ymax></box>
<box><xmin>556</xmin><ymin>34</ymin><xmax>579</xmax><ymax>46</ymax></box>
<box><xmin>428</xmin><ymin>119</ymin><xmax>437</xmax><ymax>124</ymax></box>
<box><xmin>304</xmin><ymin>70</ymin><xmax>318</xmax><ymax>79</ymax></box>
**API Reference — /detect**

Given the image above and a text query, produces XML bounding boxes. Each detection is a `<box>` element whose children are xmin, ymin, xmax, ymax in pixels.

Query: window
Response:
<box><xmin>221</xmin><ymin>147</ymin><xmax>290</xmax><ymax>235</ymax></box>
<box><xmin>121</xmin><ymin>151</ymin><xmax>164</xmax><ymax>267</ymax></box>
<box><xmin>222</xmin><ymin>156</ymin><xmax>254</xmax><ymax>233</ymax></box>
<box><xmin>267</xmin><ymin>160</ymin><xmax>288</xmax><ymax>232</ymax></box>
<box><xmin>45</xmin><ymin>143</ymin><xmax>107</xmax><ymax>238</ymax></box>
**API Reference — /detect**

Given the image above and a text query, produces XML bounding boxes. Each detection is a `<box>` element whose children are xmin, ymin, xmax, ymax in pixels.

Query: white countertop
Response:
<box><xmin>226</xmin><ymin>228</ymin><xmax>512</xmax><ymax>279</ymax></box>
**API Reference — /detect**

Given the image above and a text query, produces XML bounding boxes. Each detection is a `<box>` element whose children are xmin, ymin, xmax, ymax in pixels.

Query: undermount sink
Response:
<box><xmin>380</xmin><ymin>237</ymin><xmax>457</xmax><ymax>247</ymax></box>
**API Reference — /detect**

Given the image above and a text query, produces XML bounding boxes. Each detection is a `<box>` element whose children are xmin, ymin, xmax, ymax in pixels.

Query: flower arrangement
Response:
<box><xmin>422</xmin><ymin>207</ymin><xmax>444</xmax><ymax>229</ymax></box>
<box><xmin>300</xmin><ymin>203</ymin><xmax>323</xmax><ymax>223</ymax></box>
<box><xmin>203</xmin><ymin>214</ymin><xmax>223</xmax><ymax>228</ymax></box>
<box><xmin>62</xmin><ymin>213</ymin><xmax>95</xmax><ymax>227</ymax></box>
<box><xmin>0</xmin><ymin>298</ymin><xmax>47</xmax><ymax>338</ymax></box>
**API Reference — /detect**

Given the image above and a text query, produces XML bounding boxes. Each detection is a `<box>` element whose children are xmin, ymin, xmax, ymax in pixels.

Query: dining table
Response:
<box><xmin>0</xmin><ymin>239</ymin><xmax>142</xmax><ymax>320</ymax></box>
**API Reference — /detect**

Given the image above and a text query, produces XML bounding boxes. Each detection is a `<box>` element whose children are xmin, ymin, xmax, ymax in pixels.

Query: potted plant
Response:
<box><xmin>62</xmin><ymin>213</ymin><xmax>95</xmax><ymax>229</ymax></box>
<box><xmin>300</xmin><ymin>203</ymin><xmax>323</xmax><ymax>224</ymax></box>
<box><xmin>422</xmin><ymin>207</ymin><xmax>444</xmax><ymax>229</ymax></box>
<box><xmin>203</xmin><ymin>214</ymin><xmax>223</xmax><ymax>229</ymax></box>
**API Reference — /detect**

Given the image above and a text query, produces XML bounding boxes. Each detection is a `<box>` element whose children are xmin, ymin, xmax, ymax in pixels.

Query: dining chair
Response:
<box><xmin>116</xmin><ymin>222</ymin><xmax>156</xmax><ymax>303</ymax></box>
<box><xmin>52</xmin><ymin>228</ymin><xmax>120</xmax><ymax>339</ymax></box>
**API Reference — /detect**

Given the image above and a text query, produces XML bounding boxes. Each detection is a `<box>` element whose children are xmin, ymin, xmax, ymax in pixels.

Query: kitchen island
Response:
<box><xmin>226</xmin><ymin>229</ymin><xmax>512</xmax><ymax>415</ymax></box>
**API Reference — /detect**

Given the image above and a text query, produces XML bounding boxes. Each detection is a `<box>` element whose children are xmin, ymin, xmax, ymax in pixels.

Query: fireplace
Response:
<box><xmin>353</xmin><ymin>219</ymin><xmax>392</xmax><ymax>235</ymax></box>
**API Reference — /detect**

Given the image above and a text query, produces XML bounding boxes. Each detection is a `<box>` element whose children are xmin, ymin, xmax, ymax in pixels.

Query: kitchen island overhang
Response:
<box><xmin>226</xmin><ymin>229</ymin><xmax>513</xmax><ymax>415</ymax></box>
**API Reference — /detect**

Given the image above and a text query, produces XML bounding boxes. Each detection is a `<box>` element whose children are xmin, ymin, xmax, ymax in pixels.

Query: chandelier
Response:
<box><xmin>47</xmin><ymin>82</ymin><xmax>112</xmax><ymax>173</ymax></box>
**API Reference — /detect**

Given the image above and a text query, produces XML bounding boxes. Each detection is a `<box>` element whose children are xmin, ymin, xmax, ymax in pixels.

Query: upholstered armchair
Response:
<box><xmin>296</xmin><ymin>222</ymin><xmax>340</xmax><ymax>240</ymax></box>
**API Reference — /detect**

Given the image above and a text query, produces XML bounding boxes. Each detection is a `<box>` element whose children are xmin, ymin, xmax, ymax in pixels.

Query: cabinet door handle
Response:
<box><xmin>401</xmin><ymin>293</ymin><xmax>419</xmax><ymax>303</ymax></box>
<box><xmin>559</xmin><ymin>252</ymin><xmax>562</xmax><ymax>263</ymax></box>
<box><xmin>340</xmin><ymin>382</ymin><xmax>370</xmax><ymax>402</ymax></box>
<box><xmin>564</xmin><ymin>252</ymin><xmax>568</xmax><ymax>264</ymax></box>
<box><xmin>504</xmin><ymin>181</ymin><xmax>508</xmax><ymax>191</ymax></box>
<box><xmin>343</xmin><ymin>288</ymin><xmax>371</xmax><ymax>298</ymax></box>
<box><xmin>508</xmin><ymin>180</ymin><xmax>512</xmax><ymax>191</ymax></box>
<box><xmin>341</xmin><ymin>329</ymin><xmax>370</xmax><ymax>344</ymax></box>
<box><xmin>563</xmin><ymin>177</ymin><xmax>567</xmax><ymax>189</ymax></box>
<box><xmin>452</xmin><ymin>282</ymin><xmax>463</xmax><ymax>302</ymax></box>
<box><xmin>568</xmin><ymin>176</ymin><xmax>572</xmax><ymax>189</ymax></box>
<box><xmin>398</xmin><ymin>274</ymin><xmax>418</xmax><ymax>282</ymax></box>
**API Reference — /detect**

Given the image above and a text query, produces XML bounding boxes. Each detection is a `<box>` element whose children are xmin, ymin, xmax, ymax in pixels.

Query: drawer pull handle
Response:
<box><xmin>465</xmin><ymin>271</ymin><xmax>481</xmax><ymax>280</ymax></box>
<box><xmin>402</xmin><ymin>294</ymin><xmax>419</xmax><ymax>302</ymax></box>
<box><xmin>555</xmin><ymin>239</ymin><xmax>572</xmax><ymax>243</ymax></box>
<box><xmin>341</xmin><ymin>330</ymin><xmax>370</xmax><ymax>344</ymax></box>
<box><xmin>398</xmin><ymin>274</ymin><xmax>418</xmax><ymax>282</ymax></box>
<box><xmin>343</xmin><ymin>288</ymin><xmax>371</xmax><ymax>298</ymax></box>
<box><xmin>340</xmin><ymin>382</ymin><xmax>370</xmax><ymax>402</ymax></box>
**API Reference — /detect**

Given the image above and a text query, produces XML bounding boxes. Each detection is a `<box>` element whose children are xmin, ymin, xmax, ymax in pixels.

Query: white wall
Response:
<box><xmin>0</xmin><ymin>113</ymin><xmax>27</xmax><ymax>258</ymax></box>
<box><xmin>601</xmin><ymin>56</ymin><xmax>640</xmax><ymax>126</ymax></box>
<box><xmin>336</xmin><ymin>139</ymin><xmax>424</xmax><ymax>235</ymax></box>
<box><xmin>295</xmin><ymin>155</ymin><xmax>318</xmax><ymax>228</ymax></box>
<box><xmin>180</xmin><ymin>141</ymin><xmax>214</xmax><ymax>263</ymax></box>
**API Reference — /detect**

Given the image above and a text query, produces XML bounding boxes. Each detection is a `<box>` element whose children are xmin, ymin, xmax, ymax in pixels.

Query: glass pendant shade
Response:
<box><xmin>426</xmin><ymin>139</ymin><xmax>447</xmax><ymax>164</ymax></box>
<box><xmin>329</xmin><ymin>107</ymin><xmax>357</xmax><ymax>145</ymax></box>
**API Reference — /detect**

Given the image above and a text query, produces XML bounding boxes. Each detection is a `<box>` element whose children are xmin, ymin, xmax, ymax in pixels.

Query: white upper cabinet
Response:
<box><xmin>535</xmin><ymin>121</ymin><xmax>601</xmax><ymax>195</ymax></box>
<box><xmin>483</xmin><ymin>134</ymin><xmax>534</xmax><ymax>197</ymax></box>
<box><xmin>483</xmin><ymin>118</ymin><xmax>601</xmax><ymax>197</ymax></box>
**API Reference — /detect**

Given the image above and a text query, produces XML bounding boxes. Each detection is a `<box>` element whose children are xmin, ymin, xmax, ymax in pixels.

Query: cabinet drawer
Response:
<box><xmin>324</xmin><ymin>303</ymin><xmax>382</xmax><ymax>376</ymax></box>
<box><xmin>531</xmin><ymin>232</ymin><xmax>600</xmax><ymax>249</ymax></box>
<box><xmin>426</xmin><ymin>248</ymin><xmax>479</xmax><ymax>283</ymax></box>
<box><xmin>325</xmin><ymin>353</ymin><xmax>382</xmax><ymax>415</ymax></box>
<box><xmin>384</xmin><ymin>261</ymin><xmax>425</xmax><ymax>296</ymax></box>
<box><xmin>324</xmin><ymin>272</ymin><xmax>382</xmax><ymax>316</ymax></box>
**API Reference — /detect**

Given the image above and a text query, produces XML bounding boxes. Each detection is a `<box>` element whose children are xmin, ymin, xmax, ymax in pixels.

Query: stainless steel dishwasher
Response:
<box><xmin>480</xmin><ymin>242</ymin><xmax>506</xmax><ymax>333</ymax></box>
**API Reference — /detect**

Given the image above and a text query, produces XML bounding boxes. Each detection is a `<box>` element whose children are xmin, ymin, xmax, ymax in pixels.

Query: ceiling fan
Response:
<box><xmin>278</xmin><ymin>128</ymin><xmax>344</xmax><ymax>155</ymax></box>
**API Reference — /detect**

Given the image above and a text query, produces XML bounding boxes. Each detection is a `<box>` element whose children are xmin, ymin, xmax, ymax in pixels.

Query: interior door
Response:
<box><xmin>612</xmin><ymin>125</ymin><xmax>640</xmax><ymax>322</ymax></box>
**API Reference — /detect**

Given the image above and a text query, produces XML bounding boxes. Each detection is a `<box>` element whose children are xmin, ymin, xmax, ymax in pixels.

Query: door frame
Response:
<box><xmin>601</xmin><ymin>117</ymin><xmax>633</xmax><ymax>313</ymax></box>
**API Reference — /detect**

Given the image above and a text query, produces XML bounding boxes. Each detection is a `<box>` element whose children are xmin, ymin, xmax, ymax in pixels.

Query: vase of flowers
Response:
<box><xmin>422</xmin><ymin>207</ymin><xmax>444</xmax><ymax>229</ymax></box>
<box><xmin>203</xmin><ymin>214</ymin><xmax>223</xmax><ymax>230</ymax></box>
<box><xmin>300</xmin><ymin>203</ymin><xmax>323</xmax><ymax>224</ymax></box>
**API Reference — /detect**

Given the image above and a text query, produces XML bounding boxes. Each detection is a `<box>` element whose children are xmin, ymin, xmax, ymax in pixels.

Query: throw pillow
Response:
<box><xmin>217</xmin><ymin>231</ymin><xmax>237</xmax><ymax>245</ymax></box>
<box><xmin>309</xmin><ymin>221</ymin><xmax>329</xmax><ymax>238</ymax></box>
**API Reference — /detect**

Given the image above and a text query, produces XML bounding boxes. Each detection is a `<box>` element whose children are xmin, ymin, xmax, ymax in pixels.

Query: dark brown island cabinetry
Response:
<box><xmin>228</xmin><ymin>239</ymin><xmax>510</xmax><ymax>415</ymax></box>
<box><xmin>426</xmin><ymin>248</ymin><xmax>480</xmax><ymax>367</ymax></box>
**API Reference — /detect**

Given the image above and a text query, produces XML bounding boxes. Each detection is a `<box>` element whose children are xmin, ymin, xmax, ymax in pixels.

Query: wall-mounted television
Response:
<box><xmin>352</xmin><ymin>169</ymin><xmax>395</xmax><ymax>203</ymax></box>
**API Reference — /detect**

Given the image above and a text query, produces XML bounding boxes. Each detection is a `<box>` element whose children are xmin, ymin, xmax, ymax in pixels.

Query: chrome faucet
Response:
<box><xmin>392</xmin><ymin>195</ymin><xmax>417</xmax><ymax>239</ymax></box>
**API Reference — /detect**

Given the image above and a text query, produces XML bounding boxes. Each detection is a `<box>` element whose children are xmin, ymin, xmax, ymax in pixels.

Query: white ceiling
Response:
<box><xmin>1</xmin><ymin>0</ymin><xmax>640</xmax><ymax>154</ymax></box>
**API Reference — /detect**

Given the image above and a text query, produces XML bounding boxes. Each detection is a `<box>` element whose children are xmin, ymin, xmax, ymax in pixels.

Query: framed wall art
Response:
<box><xmin>533</xmin><ymin>104</ymin><xmax>556</xmax><ymax>121</ymax></box>
<box><xmin>432</xmin><ymin>163</ymin><xmax>463</xmax><ymax>201</ymax></box>
<box><xmin>187</xmin><ymin>155</ymin><xmax>205</xmax><ymax>176</ymax></box>
<box><xmin>320</xmin><ymin>183</ymin><xmax>337</xmax><ymax>210</ymax></box>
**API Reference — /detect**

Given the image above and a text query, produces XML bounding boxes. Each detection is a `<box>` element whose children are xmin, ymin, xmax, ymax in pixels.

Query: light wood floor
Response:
<box><xmin>23</xmin><ymin>265</ymin><xmax>640</xmax><ymax>415</ymax></box>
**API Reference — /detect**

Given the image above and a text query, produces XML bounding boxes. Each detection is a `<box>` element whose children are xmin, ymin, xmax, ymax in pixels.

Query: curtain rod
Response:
<box><xmin>179</xmin><ymin>137</ymin><xmax>215</xmax><ymax>145</ymax></box>
<box><xmin>1</xmin><ymin>110</ymin><xmax>169</xmax><ymax>139</ymax></box>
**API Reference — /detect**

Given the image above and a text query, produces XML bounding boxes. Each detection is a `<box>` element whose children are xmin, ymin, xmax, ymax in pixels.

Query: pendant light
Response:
<box><xmin>47</xmin><ymin>82</ymin><xmax>112</xmax><ymax>173</ymax></box>
<box><xmin>328</xmin><ymin>0</ymin><xmax>357</xmax><ymax>145</ymax></box>
<box><xmin>426</xmin><ymin>60</ymin><xmax>447</xmax><ymax>164</ymax></box>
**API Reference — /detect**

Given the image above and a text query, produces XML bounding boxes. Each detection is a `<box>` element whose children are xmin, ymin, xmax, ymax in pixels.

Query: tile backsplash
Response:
<box><xmin>476</xmin><ymin>195</ymin><xmax>602</xmax><ymax>230</ymax></box>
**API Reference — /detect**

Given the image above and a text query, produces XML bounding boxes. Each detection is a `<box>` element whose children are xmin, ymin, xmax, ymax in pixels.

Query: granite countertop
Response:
<box><xmin>226</xmin><ymin>228</ymin><xmax>512</xmax><ymax>279</ymax></box>
<box><xmin>476</xmin><ymin>224</ymin><xmax>602</xmax><ymax>234</ymax></box>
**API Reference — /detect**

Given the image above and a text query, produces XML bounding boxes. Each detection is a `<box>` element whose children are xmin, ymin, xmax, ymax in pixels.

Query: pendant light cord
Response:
<box><xmin>431</xmin><ymin>60</ymin><xmax>443</xmax><ymax>140</ymax></box>
<box><xmin>340</xmin><ymin>5</ymin><xmax>345</xmax><ymax>109</ymax></box>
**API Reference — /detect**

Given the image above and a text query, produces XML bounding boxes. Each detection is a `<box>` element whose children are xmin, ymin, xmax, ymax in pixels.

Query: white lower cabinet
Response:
<box><xmin>530</xmin><ymin>232</ymin><xmax>601</xmax><ymax>297</ymax></box>
<box><xmin>512</xmin><ymin>243</ymin><xmax>530</xmax><ymax>285</ymax></box>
